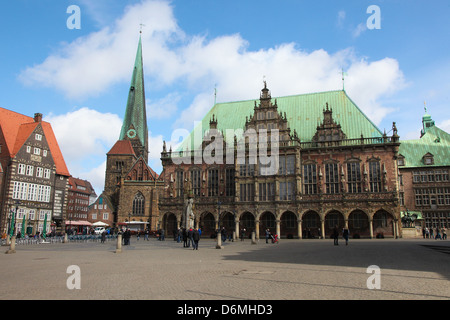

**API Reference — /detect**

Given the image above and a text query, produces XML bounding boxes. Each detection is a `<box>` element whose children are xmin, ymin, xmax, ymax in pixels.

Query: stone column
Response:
<box><xmin>235</xmin><ymin>219</ymin><xmax>240</xmax><ymax>240</ymax></box>
<box><xmin>369</xmin><ymin>219</ymin><xmax>374</xmax><ymax>239</ymax></box>
<box><xmin>321</xmin><ymin>219</ymin><xmax>325</xmax><ymax>239</ymax></box>
<box><xmin>298</xmin><ymin>220</ymin><xmax>302</xmax><ymax>239</ymax></box>
<box><xmin>255</xmin><ymin>220</ymin><xmax>260</xmax><ymax>239</ymax></box>
<box><xmin>276</xmin><ymin>219</ymin><xmax>281</xmax><ymax>237</ymax></box>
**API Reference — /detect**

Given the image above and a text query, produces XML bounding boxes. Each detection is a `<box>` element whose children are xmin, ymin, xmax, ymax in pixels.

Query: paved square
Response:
<box><xmin>1</xmin><ymin>237</ymin><xmax>449</xmax><ymax>300</ymax></box>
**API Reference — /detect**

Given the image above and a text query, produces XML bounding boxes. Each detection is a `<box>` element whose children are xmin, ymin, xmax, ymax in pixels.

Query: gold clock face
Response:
<box><xmin>127</xmin><ymin>129</ymin><xmax>137</xmax><ymax>139</ymax></box>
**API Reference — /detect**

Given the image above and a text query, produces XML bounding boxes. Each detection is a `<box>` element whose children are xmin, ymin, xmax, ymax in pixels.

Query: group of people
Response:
<box><xmin>423</xmin><ymin>227</ymin><xmax>447</xmax><ymax>240</ymax></box>
<box><xmin>176</xmin><ymin>227</ymin><xmax>201</xmax><ymax>250</ymax></box>
<box><xmin>264</xmin><ymin>229</ymin><xmax>279</xmax><ymax>244</ymax></box>
<box><xmin>332</xmin><ymin>226</ymin><xmax>350</xmax><ymax>246</ymax></box>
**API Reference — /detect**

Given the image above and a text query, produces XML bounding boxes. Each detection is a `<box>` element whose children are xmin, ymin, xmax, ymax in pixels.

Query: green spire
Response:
<box><xmin>119</xmin><ymin>35</ymin><xmax>148</xmax><ymax>161</ymax></box>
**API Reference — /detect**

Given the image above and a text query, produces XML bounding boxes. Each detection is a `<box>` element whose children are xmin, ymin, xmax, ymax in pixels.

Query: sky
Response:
<box><xmin>1</xmin><ymin>0</ymin><xmax>449</xmax><ymax>195</ymax></box>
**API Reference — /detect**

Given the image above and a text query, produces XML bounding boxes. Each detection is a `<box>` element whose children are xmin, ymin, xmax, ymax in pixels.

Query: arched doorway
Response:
<box><xmin>240</xmin><ymin>212</ymin><xmax>255</xmax><ymax>238</ymax></box>
<box><xmin>259</xmin><ymin>211</ymin><xmax>276</xmax><ymax>238</ymax></box>
<box><xmin>162</xmin><ymin>213</ymin><xmax>177</xmax><ymax>238</ymax></box>
<box><xmin>373</xmin><ymin>210</ymin><xmax>394</xmax><ymax>237</ymax></box>
<box><xmin>199</xmin><ymin>212</ymin><xmax>215</xmax><ymax>238</ymax></box>
<box><xmin>325</xmin><ymin>210</ymin><xmax>345</xmax><ymax>238</ymax></box>
<box><xmin>221</xmin><ymin>212</ymin><xmax>235</xmax><ymax>238</ymax></box>
<box><xmin>348</xmin><ymin>210</ymin><xmax>370</xmax><ymax>238</ymax></box>
<box><xmin>302</xmin><ymin>211</ymin><xmax>320</xmax><ymax>238</ymax></box>
<box><xmin>281</xmin><ymin>211</ymin><xmax>297</xmax><ymax>238</ymax></box>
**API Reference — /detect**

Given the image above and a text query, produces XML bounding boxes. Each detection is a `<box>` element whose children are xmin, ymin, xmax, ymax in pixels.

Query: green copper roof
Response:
<box><xmin>119</xmin><ymin>36</ymin><xmax>148</xmax><ymax>149</ymax></box>
<box><xmin>177</xmin><ymin>89</ymin><xmax>383</xmax><ymax>151</ymax></box>
<box><xmin>399</xmin><ymin>125</ymin><xmax>450</xmax><ymax>168</ymax></box>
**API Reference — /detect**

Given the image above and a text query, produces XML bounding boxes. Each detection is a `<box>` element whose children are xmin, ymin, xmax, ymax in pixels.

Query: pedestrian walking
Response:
<box><xmin>332</xmin><ymin>225</ymin><xmax>339</xmax><ymax>246</ymax></box>
<box><xmin>193</xmin><ymin>228</ymin><xmax>200</xmax><ymax>250</ymax></box>
<box><xmin>342</xmin><ymin>227</ymin><xmax>349</xmax><ymax>245</ymax></box>
<box><xmin>265</xmin><ymin>229</ymin><xmax>271</xmax><ymax>244</ymax></box>
<box><xmin>240</xmin><ymin>228</ymin><xmax>246</xmax><ymax>241</ymax></box>
<box><xmin>188</xmin><ymin>228</ymin><xmax>194</xmax><ymax>248</ymax></box>
<box><xmin>101</xmin><ymin>230</ymin><xmax>106</xmax><ymax>243</ymax></box>
<box><xmin>136</xmin><ymin>231</ymin><xmax>140</xmax><ymax>241</ymax></box>
<box><xmin>435</xmin><ymin>228</ymin><xmax>441</xmax><ymax>240</ymax></box>
<box><xmin>442</xmin><ymin>228</ymin><xmax>447</xmax><ymax>240</ymax></box>
<box><xmin>182</xmin><ymin>228</ymin><xmax>188</xmax><ymax>247</ymax></box>
<box><xmin>144</xmin><ymin>228</ymin><xmax>149</xmax><ymax>241</ymax></box>
<box><xmin>221</xmin><ymin>227</ymin><xmax>227</xmax><ymax>242</ymax></box>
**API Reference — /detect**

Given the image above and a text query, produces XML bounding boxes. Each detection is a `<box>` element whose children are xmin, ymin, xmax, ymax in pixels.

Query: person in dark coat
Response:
<box><xmin>188</xmin><ymin>228</ymin><xmax>194</xmax><ymax>248</ymax></box>
<box><xmin>192</xmin><ymin>229</ymin><xmax>200</xmax><ymax>250</ymax></box>
<box><xmin>182</xmin><ymin>228</ymin><xmax>188</xmax><ymax>247</ymax></box>
<box><xmin>332</xmin><ymin>225</ymin><xmax>339</xmax><ymax>246</ymax></box>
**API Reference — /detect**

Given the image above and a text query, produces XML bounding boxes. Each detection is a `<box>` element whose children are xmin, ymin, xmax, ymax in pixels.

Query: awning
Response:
<box><xmin>65</xmin><ymin>220</ymin><xmax>93</xmax><ymax>226</ymax></box>
<box><xmin>92</xmin><ymin>221</ymin><xmax>109</xmax><ymax>227</ymax></box>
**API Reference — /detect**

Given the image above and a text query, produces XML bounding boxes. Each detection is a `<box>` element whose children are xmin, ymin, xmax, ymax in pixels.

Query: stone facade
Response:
<box><xmin>158</xmin><ymin>84</ymin><xmax>402</xmax><ymax>239</ymax></box>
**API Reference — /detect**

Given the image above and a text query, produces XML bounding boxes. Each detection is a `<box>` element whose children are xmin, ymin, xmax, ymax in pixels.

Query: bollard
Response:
<box><xmin>5</xmin><ymin>236</ymin><xmax>16</xmax><ymax>254</ymax></box>
<box><xmin>216</xmin><ymin>232</ymin><xmax>223</xmax><ymax>249</ymax></box>
<box><xmin>251</xmin><ymin>231</ymin><xmax>257</xmax><ymax>244</ymax></box>
<box><xmin>115</xmin><ymin>234</ymin><xmax>122</xmax><ymax>253</ymax></box>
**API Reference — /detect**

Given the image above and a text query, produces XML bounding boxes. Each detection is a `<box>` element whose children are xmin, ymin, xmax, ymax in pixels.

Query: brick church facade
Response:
<box><xmin>102</xmin><ymin>36</ymin><xmax>163</xmax><ymax>232</ymax></box>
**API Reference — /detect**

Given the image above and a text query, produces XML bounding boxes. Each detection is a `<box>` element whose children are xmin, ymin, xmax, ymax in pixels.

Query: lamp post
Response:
<box><xmin>216</xmin><ymin>201</ymin><xmax>222</xmax><ymax>249</ymax></box>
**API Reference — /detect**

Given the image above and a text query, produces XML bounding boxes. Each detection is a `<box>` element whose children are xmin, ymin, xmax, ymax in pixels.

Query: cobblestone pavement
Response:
<box><xmin>1</xmin><ymin>237</ymin><xmax>449</xmax><ymax>300</ymax></box>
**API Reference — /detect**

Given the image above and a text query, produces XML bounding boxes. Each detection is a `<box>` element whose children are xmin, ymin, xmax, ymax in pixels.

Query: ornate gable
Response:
<box><xmin>312</xmin><ymin>103</ymin><xmax>347</xmax><ymax>144</ymax></box>
<box><xmin>125</xmin><ymin>156</ymin><xmax>158</xmax><ymax>181</ymax></box>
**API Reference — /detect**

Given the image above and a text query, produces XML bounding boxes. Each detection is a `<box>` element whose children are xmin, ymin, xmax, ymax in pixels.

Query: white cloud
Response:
<box><xmin>24</xmin><ymin>0</ymin><xmax>408</xmax><ymax>189</ymax></box>
<box><xmin>337</xmin><ymin>10</ymin><xmax>346</xmax><ymax>28</ymax></box>
<box><xmin>352</xmin><ymin>23</ymin><xmax>367</xmax><ymax>38</ymax></box>
<box><xmin>438</xmin><ymin>119</ymin><xmax>450</xmax><ymax>133</ymax></box>
<box><xmin>147</xmin><ymin>93</ymin><xmax>180</xmax><ymax>120</ymax></box>
<box><xmin>44</xmin><ymin>108</ymin><xmax>122</xmax><ymax>194</ymax></box>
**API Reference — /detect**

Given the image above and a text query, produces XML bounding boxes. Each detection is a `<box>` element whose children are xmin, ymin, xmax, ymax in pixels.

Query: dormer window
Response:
<box><xmin>398</xmin><ymin>155</ymin><xmax>405</xmax><ymax>166</ymax></box>
<box><xmin>423</xmin><ymin>153</ymin><xmax>434</xmax><ymax>165</ymax></box>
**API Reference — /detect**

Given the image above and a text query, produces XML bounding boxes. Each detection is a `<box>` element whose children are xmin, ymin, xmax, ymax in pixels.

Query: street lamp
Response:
<box><xmin>216</xmin><ymin>201</ymin><xmax>222</xmax><ymax>249</ymax></box>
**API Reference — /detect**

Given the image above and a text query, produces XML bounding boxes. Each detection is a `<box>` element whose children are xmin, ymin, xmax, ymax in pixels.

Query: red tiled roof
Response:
<box><xmin>0</xmin><ymin>107</ymin><xmax>71</xmax><ymax>177</ymax></box>
<box><xmin>107</xmin><ymin>140</ymin><xmax>136</xmax><ymax>156</ymax></box>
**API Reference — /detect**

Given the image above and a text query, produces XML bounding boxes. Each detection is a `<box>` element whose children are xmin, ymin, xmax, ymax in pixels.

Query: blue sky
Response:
<box><xmin>1</xmin><ymin>0</ymin><xmax>449</xmax><ymax>195</ymax></box>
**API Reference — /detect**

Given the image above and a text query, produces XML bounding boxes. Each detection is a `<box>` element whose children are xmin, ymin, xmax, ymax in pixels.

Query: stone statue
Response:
<box><xmin>184</xmin><ymin>197</ymin><xmax>195</xmax><ymax>229</ymax></box>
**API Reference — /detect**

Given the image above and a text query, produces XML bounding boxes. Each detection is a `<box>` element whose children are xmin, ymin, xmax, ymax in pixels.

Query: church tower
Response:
<box><xmin>104</xmin><ymin>35</ymin><xmax>148</xmax><ymax>195</ymax></box>
<box><xmin>119</xmin><ymin>35</ymin><xmax>149</xmax><ymax>162</ymax></box>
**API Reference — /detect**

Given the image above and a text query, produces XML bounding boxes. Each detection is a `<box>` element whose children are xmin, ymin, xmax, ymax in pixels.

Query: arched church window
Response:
<box><xmin>132</xmin><ymin>193</ymin><xmax>145</xmax><ymax>216</ymax></box>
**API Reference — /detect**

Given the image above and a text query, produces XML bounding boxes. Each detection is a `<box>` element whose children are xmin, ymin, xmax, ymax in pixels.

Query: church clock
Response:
<box><xmin>127</xmin><ymin>129</ymin><xmax>137</xmax><ymax>139</ymax></box>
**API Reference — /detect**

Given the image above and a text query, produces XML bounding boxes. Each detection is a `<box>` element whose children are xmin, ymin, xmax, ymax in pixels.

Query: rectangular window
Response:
<box><xmin>259</xmin><ymin>182</ymin><xmax>275</xmax><ymax>201</ymax></box>
<box><xmin>35</xmin><ymin>134</ymin><xmax>42</xmax><ymax>141</ymax></box>
<box><xmin>303</xmin><ymin>164</ymin><xmax>317</xmax><ymax>195</ymax></box>
<box><xmin>26</xmin><ymin>165</ymin><xmax>34</xmax><ymax>176</ymax></box>
<box><xmin>347</xmin><ymin>162</ymin><xmax>362</xmax><ymax>193</ymax></box>
<box><xmin>279</xmin><ymin>181</ymin><xmax>295</xmax><ymax>200</ymax></box>
<box><xmin>44</xmin><ymin>169</ymin><xmax>50</xmax><ymax>179</ymax></box>
<box><xmin>103</xmin><ymin>213</ymin><xmax>109</xmax><ymax>220</ymax></box>
<box><xmin>239</xmin><ymin>183</ymin><xmax>254</xmax><ymax>201</ymax></box>
<box><xmin>18</xmin><ymin>164</ymin><xmax>26</xmax><ymax>175</ymax></box>
<box><xmin>225</xmin><ymin>168</ymin><xmax>235</xmax><ymax>197</ymax></box>
<box><xmin>176</xmin><ymin>171</ymin><xmax>184</xmax><ymax>198</ymax></box>
<box><xmin>325</xmin><ymin>163</ymin><xmax>339</xmax><ymax>194</ymax></box>
<box><xmin>33</xmin><ymin>147</ymin><xmax>41</xmax><ymax>155</ymax></box>
<box><xmin>190</xmin><ymin>170</ymin><xmax>201</xmax><ymax>196</ymax></box>
<box><xmin>208</xmin><ymin>169</ymin><xmax>219</xmax><ymax>197</ymax></box>
<box><xmin>369</xmin><ymin>162</ymin><xmax>382</xmax><ymax>192</ymax></box>
<box><xmin>36</xmin><ymin>167</ymin><xmax>43</xmax><ymax>178</ymax></box>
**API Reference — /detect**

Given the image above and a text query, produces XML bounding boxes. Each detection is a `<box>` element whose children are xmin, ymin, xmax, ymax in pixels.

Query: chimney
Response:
<box><xmin>34</xmin><ymin>113</ymin><xmax>43</xmax><ymax>122</ymax></box>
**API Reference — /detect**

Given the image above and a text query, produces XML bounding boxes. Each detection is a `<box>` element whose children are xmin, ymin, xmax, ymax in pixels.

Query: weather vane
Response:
<box><xmin>139</xmin><ymin>23</ymin><xmax>146</xmax><ymax>34</ymax></box>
